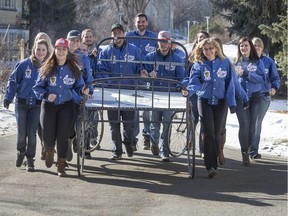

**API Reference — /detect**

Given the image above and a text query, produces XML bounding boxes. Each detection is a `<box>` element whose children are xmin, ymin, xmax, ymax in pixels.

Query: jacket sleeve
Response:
<box><xmin>186</xmin><ymin>62</ymin><xmax>202</xmax><ymax>98</ymax></box>
<box><xmin>33</xmin><ymin>75</ymin><xmax>49</xmax><ymax>100</ymax></box>
<box><xmin>4</xmin><ymin>62</ymin><xmax>22</xmax><ymax>102</ymax></box>
<box><xmin>244</xmin><ymin>60</ymin><xmax>265</xmax><ymax>85</ymax></box>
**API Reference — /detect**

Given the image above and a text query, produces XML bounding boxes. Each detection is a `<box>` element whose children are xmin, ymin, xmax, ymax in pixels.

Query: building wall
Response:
<box><xmin>0</xmin><ymin>0</ymin><xmax>22</xmax><ymax>26</ymax></box>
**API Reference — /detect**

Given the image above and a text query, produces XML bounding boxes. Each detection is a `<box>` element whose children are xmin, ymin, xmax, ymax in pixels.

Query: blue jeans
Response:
<box><xmin>251</xmin><ymin>94</ymin><xmax>271</xmax><ymax>155</ymax></box>
<box><xmin>15</xmin><ymin>103</ymin><xmax>41</xmax><ymax>158</ymax></box>
<box><xmin>108</xmin><ymin>110</ymin><xmax>134</xmax><ymax>155</ymax></box>
<box><xmin>235</xmin><ymin>95</ymin><xmax>261</xmax><ymax>153</ymax></box>
<box><xmin>150</xmin><ymin>110</ymin><xmax>173</xmax><ymax>157</ymax></box>
<box><xmin>142</xmin><ymin>111</ymin><xmax>151</xmax><ymax>140</ymax></box>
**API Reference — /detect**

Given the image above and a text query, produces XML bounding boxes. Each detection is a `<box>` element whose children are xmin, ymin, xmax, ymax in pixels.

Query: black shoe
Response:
<box><xmin>25</xmin><ymin>157</ymin><xmax>34</xmax><ymax>172</ymax></box>
<box><xmin>110</xmin><ymin>152</ymin><xmax>122</xmax><ymax>160</ymax></box>
<box><xmin>142</xmin><ymin>139</ymin><xmax>150</xmax><ymax>150</ymax></box>
<box><xmin>84</xmin><ymin>152</ymin><xmax>92</xmax><ymax>159</ymax></box>
<box><xmin>151</xmin><ymin>145</ymin><xmax>160</xmax><ymax>156</ymax></box>
<box><xmin>160</xmin><ymin>154</ymin><xmax>170</xmax><ymax>162</ymax></box>
<box><xmin>125</xmin><ymin>145</ymin><xmax>134</xmax><ymax>157</ymax></box>
<box><xmin>207</xmin><ymin>167</ymin><xmax>217</xmax><ymax>178</ymax></box>
<box><xmin>16</xmin><ymin>151</ymin><xmax>26</xmax><ymax>167</ymax></box>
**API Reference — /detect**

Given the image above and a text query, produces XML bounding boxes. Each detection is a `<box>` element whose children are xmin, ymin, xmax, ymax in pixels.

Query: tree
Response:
<box><xmin>27</xmin><ymin>0</ymin><xmax>77</xmax><ymax>44</ymax></box>
<box><xmin>211</xmin><ymin>0</ymin><xmax>286</xmax><ymax>58</ymax></box>
<box><xmin>113</xmin><ymin>0</ymin><xmax>151</xmax><ymax>31</ymax></box>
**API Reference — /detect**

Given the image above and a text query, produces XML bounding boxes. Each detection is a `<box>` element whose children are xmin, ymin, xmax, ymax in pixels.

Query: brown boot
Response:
<box><xmin>57</xmin><ymin>158</ymin><xmax>67</xmax><ymax>177</ymax></box>
<box><xmin>45</xmin><ymin>148</ymin><xmax>55</xmax><ymax>168</ymax></box>
<box><xmin>218</xmin><ymin>132</ymin><xmax>226</xmax><ymax>165</ymax></box>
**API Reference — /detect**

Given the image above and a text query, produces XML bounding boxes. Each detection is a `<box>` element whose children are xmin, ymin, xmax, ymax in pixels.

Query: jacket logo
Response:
<box><xmin>63</xmin><ymin>75</ymin><xmax>75</xmax><ymax>85</ymax></box>
<box><xmin>50</xmin><ymin>76</ymin><xmax>57</xmax><ymax>86</ymax></box>
<box><xmin>204</xmin><ymin>67</ymin><xmax>211</xmax><ymax>80</ymax></box>
<box><xmin>217</xmin><ymin>68</ymin><xmax>227</xmax><ymax>78</ymax></box>
<box><xmin>25</xmin><ymin>66</ymin><xmax>31</xmax><ymax>78</ymax></box>
<box><xmin>145</xmin><ymin>43</ymin><xmax>155</xmax><ymax>53</ymax></box>
<box><xmin>124</xmin><ymin>54</ymin><xmax>135</xmax><ymax>61</ymax></box>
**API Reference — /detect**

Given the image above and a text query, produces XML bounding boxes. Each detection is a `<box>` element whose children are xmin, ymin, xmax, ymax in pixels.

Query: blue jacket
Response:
<box><xmin>260</xmin><ymin>55</ymin><xmax>280</xmax><ymax>93</ymax></box>
<box><xmin>125</xmin><ymin>30</ymin><xmax>158</xmax><ymax>58</ymax></box>
<box><xmin>73</xmin><ymin>49</ymin><xmax>94</xmax><ymax>104</ymax></box>
<box><xmin>234</xmin><ymin>58</ymin><xmax>265</xmax><ymax>97</ymax></box>
<box><xmin>33</xmin><ymin>64</ymin><xmax>85</xmax><ymax>105</ymax></box>
<box><xmin>98</xmin><ymin>41</ymin><xmax>142</xmax><ymax>85</ymax></box>
<box><xmin>187</xmin><ymin>57</ymin><xmax>236</xmax><ymax>108</ymax></box>
<box><xmin>143</xmin><ymin>49</ymin><xmax>185</xmax><ymax>89</ymax></box>
<box><xmin>5</xmin><ymin>58</ymin><xmax>41</xmax><ymax>105</ymax></box>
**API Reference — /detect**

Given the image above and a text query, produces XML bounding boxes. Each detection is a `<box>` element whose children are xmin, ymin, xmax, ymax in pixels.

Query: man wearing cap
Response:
<box><xmin>140</xmin><ymin>31</ymin><xmax>185</xmax><ymax>162</ymax></box>
<box><xmin>126</xmin><ymin>13</ymin><xmax>158</xmax><ymax>152</ymax></box>
<box><xmin>98</xmin><ymin>23</ymin><xmax>142</xmax><ymax>160</ymax></box>
<box><xmin>66</xmin><ymin>30</ymin><xmax>94</xmax><ymax>160</ymax></box>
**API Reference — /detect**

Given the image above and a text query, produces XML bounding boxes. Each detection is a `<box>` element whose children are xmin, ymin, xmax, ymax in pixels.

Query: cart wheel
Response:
<box><xmin>168</xmin><ymin>111</ymin><xmax>188</xmax><ymax>157</ymax></box>
<box><xmin>86</xmin><ymin>110</ymin><xmax>104</xmax><ymax>152</ymax></box>
<box><xmin>186</xmin><ymin>103</ymin><xmax>195</xmax><ymax>178</ymax></box>
<box><xmin>76</xmin><ymin>116</ymin><xmax>85</xmax><ymax>177</ymax></box>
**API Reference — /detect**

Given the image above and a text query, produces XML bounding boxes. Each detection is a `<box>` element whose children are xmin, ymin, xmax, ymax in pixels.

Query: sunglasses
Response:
<box><xmin>203</xmin><ymin>47</ymin><xmax>215</xmax><ymax>52</ymax></box>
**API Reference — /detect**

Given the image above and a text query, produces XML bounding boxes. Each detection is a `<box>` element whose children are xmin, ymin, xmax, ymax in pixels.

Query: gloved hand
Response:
<box><xmin>3</xmin><ymin>99</ymin><xmax>11</xmax><ymax>109</ymax></box>
<box><xmin>243</xmin><ymin>101</ymin><xmax>250</xmax><ymax>110</ymax></box>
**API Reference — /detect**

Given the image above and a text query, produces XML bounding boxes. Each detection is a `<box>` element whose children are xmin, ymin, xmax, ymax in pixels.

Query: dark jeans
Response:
<box><xmin>251</xmin><ymin>94</ymin><xmax>271</xmax><ymax>155</ymax></box>
<box><xmin>15</xmin><ymin>103</ymin><xmax>41</xmax><ymax>158</ymax></box>
<box><xmin>235</xmin><ymin>93</ymin><xmax>261</xmax><ymax>153</ymax></box>
<box><xmin>40</xmin><ymin>100</ymin><xmax>75</xmax><ymax>158</ymax></box>
<box><xmin>108</xmin><ymin>110</ymin><xmax>134</xmax><ymax>155</ymax></box>
<box><xmin>198</xmin><ymin>99</ymin><xmax>226</xmax><ymax>170</ymax></box>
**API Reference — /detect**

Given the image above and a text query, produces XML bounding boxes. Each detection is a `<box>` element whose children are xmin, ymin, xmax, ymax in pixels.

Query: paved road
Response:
<box><xmin>0</xmin><ymin>131</ymin><xmax>287</xmax><ymax>216</ymax></box>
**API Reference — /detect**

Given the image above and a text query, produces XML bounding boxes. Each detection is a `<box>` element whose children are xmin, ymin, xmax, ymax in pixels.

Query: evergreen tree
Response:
<box><xmin>211</xmin><ymin>0</ymin><xmax>286</xmax><ymax>58</ymax></box>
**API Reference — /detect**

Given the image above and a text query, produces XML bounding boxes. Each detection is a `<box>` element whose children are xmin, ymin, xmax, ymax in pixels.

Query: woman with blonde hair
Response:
<box><xmin>182</xmin><ymin>38</ymin><xmax>236</xmax><ymax>178</ymax></box>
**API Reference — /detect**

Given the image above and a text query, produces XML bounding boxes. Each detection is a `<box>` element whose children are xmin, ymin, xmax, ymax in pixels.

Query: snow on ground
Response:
<box><xmin>0</xmin><ymin>99</ymin><xmax>287</xmax><ymax>158</ymax></box>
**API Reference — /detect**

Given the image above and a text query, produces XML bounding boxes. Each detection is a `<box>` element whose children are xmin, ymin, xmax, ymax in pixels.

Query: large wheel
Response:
<box><xmin>85</xmin><ymin>109</ymin><xmax>104</xmax><ymax>153</ymax></box>
<box><xmin>186</xmin><ymin>102</ymin><xmax>195</xmax><ymax>178</ymax></box>
<box><xmin>76</xmin><ymin>115</ymin><xmax>85</xmax><ymax>177</ymax></box>
<box><xmin>168</xmin><ymin>111</ymin><xmax>188</xmax><ymax>157</ymax></box>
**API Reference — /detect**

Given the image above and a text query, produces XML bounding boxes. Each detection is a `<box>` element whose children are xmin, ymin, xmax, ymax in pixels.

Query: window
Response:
<box><xmin>0</xmin><ymin>0</ymin><xmax>16</xmax><ymax>9</ymax></box>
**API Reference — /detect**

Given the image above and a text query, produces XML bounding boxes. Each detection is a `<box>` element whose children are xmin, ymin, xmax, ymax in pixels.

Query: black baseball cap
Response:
<box><xmin>111</xmin><ymin>23</ymin><xmax>124</xmax><ymax>32</ymax></box>
<box><xmin>67</xmin><ymin>30</ymin><xmax>81</xmax><ymax>39</ymax></box>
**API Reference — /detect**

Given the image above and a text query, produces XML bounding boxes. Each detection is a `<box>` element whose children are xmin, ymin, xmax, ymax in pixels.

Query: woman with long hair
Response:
<box><xmin>4</xmin><ymin>39</ymin><xmax>50</xmax><ymax>171</ymax></box>
<box><xmin>33</xmin><ymin>38</ymin><xmax>89</xmax><ymax>177</ymax></box>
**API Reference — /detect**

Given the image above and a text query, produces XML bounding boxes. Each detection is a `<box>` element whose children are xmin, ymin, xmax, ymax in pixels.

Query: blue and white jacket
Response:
<box><xmin>234</xmin><ymin>57</ymin><xmax>265</xmax><ymax>97</ymax></box>
<box><xmin>125</xmin><ymin>30</ymin><xmax>158</xmax><ymax>58</ymax></box>
<box><xmin>73</xmin><ymin>49</ymin><xmax>94</xmax><ymax>104</ymax></box>
<box><xmin>98</xmin><ymin>41</ymin><xmax>142</xmax><ymax>85</ymax></box>
<box><xmin>33</xmin><ymin>64</ymin><xmax>85</xmax><ymax>105</ymax></box>
<box><xmin>187</xmin><ymin>57</ymin><xmax>236</xmax><ymax>108</ymax></box>
<box><xmin>5</xmin><ymin>58</ymin><xmax>41</xmax><ymax>105</ymax></box>
<box><xmin>143</xmin><ymin>49</ymin><xmax>185</xmax><ymax>89</ymax></box>
<box><xmin>260</xmin><ymin>55</ymin><xmax>280</xmax><ymax>93</ymax></box>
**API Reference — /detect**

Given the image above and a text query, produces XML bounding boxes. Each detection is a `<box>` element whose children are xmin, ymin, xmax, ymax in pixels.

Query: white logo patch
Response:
<box><xmin>124</xmin><ymin>54</ymin><xmax>135</xmax><ymax>61</ymax></box>
<box><xmin>63</xmin><ymin>75</ymin><xmax>75</xmax><ymax>85</ymax></box>
<box><xmin>246</xmin><ymin>63</ymin><xmax>257</xmax><ymax>72</ymax></box>
<box><xmin>217</xmin><ymin>68</ymin><xmax>227</xmax><ymax>78</ymax></box>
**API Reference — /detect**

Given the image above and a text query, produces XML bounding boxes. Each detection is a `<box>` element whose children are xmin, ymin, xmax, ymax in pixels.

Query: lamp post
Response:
<box><xmin>204</xmin><ymin>16</ymin><xmax>210</xmax><ymax>33</ymax></box>
<box><xmin>186</xmin><ymin>21</ymin><xmax>190</xmax><ymax>44</ymax></box>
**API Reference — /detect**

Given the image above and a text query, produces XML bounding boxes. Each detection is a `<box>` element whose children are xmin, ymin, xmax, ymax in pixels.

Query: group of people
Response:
<box><xmin>3</xmin><ymin>12</ymin><xmax>280</xmax><ymax>178</ymax></box>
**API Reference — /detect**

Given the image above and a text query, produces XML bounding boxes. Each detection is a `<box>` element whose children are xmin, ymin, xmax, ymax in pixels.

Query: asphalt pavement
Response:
<box><xmin>0</xmin><ymin>130</ymin><xmax>287</xmax><ymax>216</ymax></box>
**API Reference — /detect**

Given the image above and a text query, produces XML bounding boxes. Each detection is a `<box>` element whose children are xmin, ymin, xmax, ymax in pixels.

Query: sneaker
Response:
<box><xmin>242</xmin><ymin>152</ymin><xmax>250</xmax><ymax>166</ymax></box>
<box><xmin>207</xmin><ymin>167</ymin><xmax>217</xmax><ymax>178</ymax></box>
<box><xmin>45</xmin><ymin>149</ymin><xmax>55</xmax><ymax>168</ymax></box>
<box><xmin>16</xmin><ymin>151</ymin><xmax>25</xmax><ymax>167</ymax></box>
<box><xmin>110</xmin><ymin>152</ymin><xmax>122</xmax><ymax>160</ymax></box>
<box><xmin>25</xmin><ymin>157</ymin><xmax>34</xmax><ymax>172</ymax></box>
<box><xmin>251</xmin><ymin>153</ymin><xmax>262</xmax><ymax>159</ymax></box>
<box><xmin>84</xmin><ymin>152</ymin><xmax>92</xmax><ymax>159</ymax></box>
<box><xmin>160</xmin><ymin>154</ymin><xmax>170</xmax><ymax>162</ymax></box>
<box><xmin>151</xmin><ymin>145</ymin><xmax>160</xmax><ymax>156</ymax></box>
<box><xmin>142</xmin><ymin>139</ymin><xmax>150</xmax><ymax>150</ymax></box>
<box><xmin>131</xmin><ymin>144</ymin><xmax>137</xmax><ymax>152</ymax></box>
<box><xmin>125</xmin><ymin>145</ymin><xmax>134</xmax><ymax>157</ymax></box>
<box><xmin>57</xmin><ymin>158</ymin><xmax>67</xmax><ymax>177</ymax></box>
